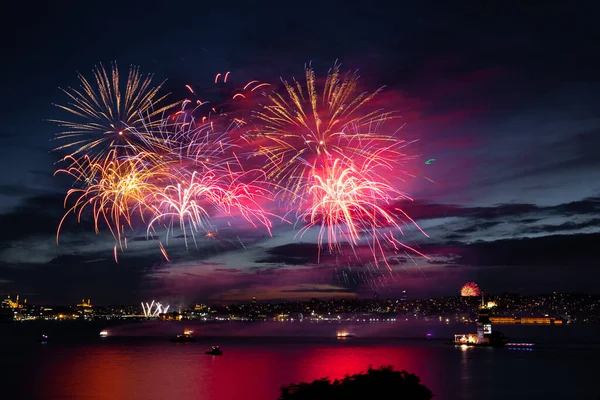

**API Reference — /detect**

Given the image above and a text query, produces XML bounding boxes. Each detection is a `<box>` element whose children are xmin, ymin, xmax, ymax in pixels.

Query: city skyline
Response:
<box><xmin>4</xmin><ymin>291</ymin><xmax>598</xmax><ymax>326</ymax></box>
<box><xmin>1</xmin><ymin>2</ymin><xmax>599</xmax><ymax>304</ymax></box>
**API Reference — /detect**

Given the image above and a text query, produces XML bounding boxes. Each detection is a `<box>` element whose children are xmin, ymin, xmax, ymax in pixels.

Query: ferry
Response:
<box><xmin>99</xmin><ymin>330</ymin><xmax>108</xmax><ymax>338</ymax></box>
<box><xmin>170</xmin><ymin>330</ymin><xmax>196</xmax><ymax>343</ymax></box>
<box><xmin>336</xmin><ymin>331</ymin><xmax>356</xmax><ymax>339</ymax></box>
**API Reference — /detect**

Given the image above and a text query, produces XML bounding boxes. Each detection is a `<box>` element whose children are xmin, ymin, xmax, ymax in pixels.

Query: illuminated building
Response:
<box><xmin>1</xmin><ymin>295</ymin><xmax>26</xmax><ymax>309</ymax></box>
<box><xmin>490</xmin><ymin>317</ymin><xmax>563</xmax><ymax>325</ymax></box>
<box><xmin>476</xmin><ymin>295</ymin><xmax>492</xmax><ymax>344</ymax></box>
<box><xmin>276</xmin><ymin>313</ymin><xmax>289</xmax><ymax>321</ymax></box>
<box><xmin>489</xmin><ymin>317</ymin><xmax>518</xmax><ymax>324</ymax></box>
<box><xmin>75</xmin><ymin>298</ymin><xmax>94</xmax><ymax>318</ymax></box>
<box><xmin>454</xmin><ymin>333</ymin><xmax>479</xmax><ymax>344</ymax></box>
<box><xmin>520</xmin><ymin>317</ymin><xmax>551</xmax><ymax>324</ymax></box>
<box><xmin>77</xmin><ymin>299</ymin><xmax>92</xmax><ymax>308</ymax></box>
<box><xmin>455</xmin><ymin>294</ymin><xmax>496</xmax><ymax>345</ymax></box>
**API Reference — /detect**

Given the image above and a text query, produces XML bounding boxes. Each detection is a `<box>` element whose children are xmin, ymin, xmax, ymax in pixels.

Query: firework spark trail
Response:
<box><xmin>51</xmin><ymin>63</ymin><xmax>179</xmax><ymax>164</ymax></box>
<box><xmin>147</xmin><ymin>172</ymin><xmax>215</xmax><ymax>249</ymax></box>
<box><xmin>157</xmin><ymin>111</ymin><xmax>242</xmax><ymax>170</ymax></box>
<box><xmin>185</xmin><ymin>72</ymin><xmax>269</xmax><ymax>125</ymax></box>
<box><xmin>56</xmin><ymin>149</ymin><xmax>168</xmax><ymax>247</ymax></box>
<box><xmin>296</xmin><ymin>158</ymin><xmax>427</xmax><ymax>270</ymax></box>
<box><xmin>147</xmin><ymin>169</ymin><xmax>275</xmax><ymax>249</ymax></box>
<box><xmin>141</xmin><ymin>301</ymin><xmax>169</xmax><ymax>317</ymax></box>
<box><xmin>248</xmin><ymin>63</ymin><xmax>399</xmax><ymax>198</ymax></box>
<box><xmin>159</xmin><ymin>242</ymin><xmax>171</xmax><ymax>262</ymax></box>
<box><xmin>212</xmin><ymin>167</ymin><xmax>280</xmax><ymax>233</ymax></box>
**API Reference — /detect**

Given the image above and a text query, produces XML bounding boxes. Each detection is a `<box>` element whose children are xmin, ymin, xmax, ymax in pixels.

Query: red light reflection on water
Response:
<box><xmin>32</xmin><ymin>342</ymin><xmax>442</xmax><ymax>400</ymax></box>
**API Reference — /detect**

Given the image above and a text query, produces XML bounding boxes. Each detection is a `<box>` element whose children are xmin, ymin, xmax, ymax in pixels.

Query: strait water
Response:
<box><xmin>1</xmin><ymin>321</ymin><xmax>599</xmax><ymax>399</ymax></box>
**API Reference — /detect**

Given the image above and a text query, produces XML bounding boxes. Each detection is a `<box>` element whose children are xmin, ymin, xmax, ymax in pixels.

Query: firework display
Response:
<box><xmin>51</xmin><ymin>63</ymin><xmax>178</xmax><ymax>164</ymax></box>
<box><xmin>53</xmin><ymin>63</ymin><xmax>427</xmax><ymax>268</ymax></box>
<box><xmin>141</xmin><ymin>300</ymin><xmax>169</xmax><ymax>318</ymax></box>
<box><xmin>248</xmin><ymin>63</ymin><xmax>398</xmax><ymax>198</ymax></box>
<box><xmin>461</xmin><ymin>282</ymin><xmax>481</xmax><ymax>297</ymax></box>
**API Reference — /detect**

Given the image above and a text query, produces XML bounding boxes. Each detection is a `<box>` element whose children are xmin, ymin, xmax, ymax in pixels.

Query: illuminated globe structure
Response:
<box><xmin>461</xmin><ymin>282</ymin><xmax>481</xmax><ymax>297</ymax></box>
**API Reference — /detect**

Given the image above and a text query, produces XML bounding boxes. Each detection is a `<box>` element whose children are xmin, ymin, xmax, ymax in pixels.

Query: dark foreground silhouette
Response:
<box><xmin>278</xmin><ymin>366</ymin><xmax>434</xmax><ymax>399</ymax></box>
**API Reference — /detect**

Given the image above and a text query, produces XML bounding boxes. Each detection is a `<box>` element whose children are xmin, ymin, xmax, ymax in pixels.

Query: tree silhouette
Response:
<box><xmin>278</xmin><ymin>366</ymin><xmax>433</xmax><ymax>399</ymax></box>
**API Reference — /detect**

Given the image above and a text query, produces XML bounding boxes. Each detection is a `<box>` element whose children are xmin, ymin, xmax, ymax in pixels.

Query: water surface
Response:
<box><xmin>2</xmin><ymin>321</ymin><xmax>598</xmax><ymax>399</ymax></box>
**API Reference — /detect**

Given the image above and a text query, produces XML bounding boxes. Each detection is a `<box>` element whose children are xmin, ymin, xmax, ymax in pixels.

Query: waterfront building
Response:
<box><xmin>490</xmin><ymin>316</ymin><xmax>563</xmax><ymax>325</ymax></box>
<box><xmin>455</xmin><ymin>294</ymin><xmax>495</xmax><ymax>345</ymax></box>
<box><xmin>1</xmin><ymin>295</ymin><xmax>26</xmax><ymax>309</ymax></box>
<box><xmin>75</xmin><ymin>299</ymin><xmax>94</xmax><ymax>317</ymax></box>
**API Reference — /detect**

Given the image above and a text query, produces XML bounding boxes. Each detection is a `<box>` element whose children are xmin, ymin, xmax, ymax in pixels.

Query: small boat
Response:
<box><xmin>170</xmin><ymin>330</ymin><xmax>196</xmax><ymax>343</ymax></box>
<box><xmin>336</xmin><ymin>331</ymin><xmax>355</xmax><ymax>339</ymax></box>
<box><xmin>99</xmin><ymin>330</ymin><xmax>108</xmax><ymax>338</ymax></box>
<box><xmin>38</xmin><ymin>334</ymin><xmax>49</xmax><ymax>343</ymax></box>
<box><xmin>205</xmin><ymin>345</ymin><xmax>223</xmax><ymax>355</ymax></box>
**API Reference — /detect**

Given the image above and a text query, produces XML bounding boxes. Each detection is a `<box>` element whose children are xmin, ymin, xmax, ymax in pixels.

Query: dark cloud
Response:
<box><xmin>553</xmin><ymin>197</ymin><xmax>600</xmax><ymax>215</ymax></box>
<box><xmin>280</xmin><ymin>287</ymin><xmax>354</xmax><ymax>294</ymax></box>
<box><xmin>128</xmin><ymin>236</ymin><xmax>160</xmax><ymax>242</ymax></box>
<box><xmin>403</xmin><ymin>197</ymin><xmax>600</xmax><ymax>222</ymax></box>
<box><xmin>485</xmin><ymin>129</ymin><xmax>600</xmax><ymax>188</ymax></box>
<box><xmin>455</xmin><ymin>221</ymin><xmax>503</xmax><ymax>234</ymax></box>
<box><xmin>444</xmin><ymin>234</ymin><xmax>466</xmax><ymax>241</ymax></box>
<box><xmin>522</xmin><ymin>219</ymin><xmax>600</xmax><ymax>235</ymax></box>
<box><xmin>0</xmin><ymin>184</ymin><xmax>55</xmax><ymax>198</ymax></box>
<box><xmin>431</xmin><ymin>233</ymin><xmax>600</xmax><ymax>268</ymax></box>
<box><xmin>519</xmin><ymin>218</ymin><xmax>541</xmax><ymax>224</ymax></box>
<box><xmin>0</xmin><ymin>252</ymin><xmax>159</xmax><ymax>304</ymax></box>
<box><xmin>255</xmin><ymin>243</ymin><xmax>320</xmax><ymax>265</ymax></box>
<box><xmin>0</xmin><ymin>194</ymin><xmax>66</xmax><ymax>241</ymax></box>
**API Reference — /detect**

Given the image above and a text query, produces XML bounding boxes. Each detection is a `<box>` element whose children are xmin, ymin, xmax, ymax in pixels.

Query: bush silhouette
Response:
<box><xmin>278</xmin><ymin>366</ymin><xmax>433</xmax><ymax>399</ymax></box>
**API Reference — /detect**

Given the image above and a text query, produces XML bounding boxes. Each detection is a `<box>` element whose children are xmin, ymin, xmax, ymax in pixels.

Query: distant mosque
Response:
<box><xmin>1</xmin><ymin>295</ymin><xmax>26</xmax><ymax>309</ymax></box>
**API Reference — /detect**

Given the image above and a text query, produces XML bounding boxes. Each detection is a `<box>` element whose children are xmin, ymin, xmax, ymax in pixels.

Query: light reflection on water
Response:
<box><xmin>1</xmin><ymin>322</ymin><xmax>599</xmax><ymax>400</ymax></box>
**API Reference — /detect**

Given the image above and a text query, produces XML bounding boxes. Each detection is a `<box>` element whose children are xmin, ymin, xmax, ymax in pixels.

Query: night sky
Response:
<box><xmin>1</xmin><ymin>1</ymin><xmax>599</xmax><ymax>305</ymax></box>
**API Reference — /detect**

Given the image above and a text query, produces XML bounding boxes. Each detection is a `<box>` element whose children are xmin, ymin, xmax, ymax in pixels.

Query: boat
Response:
<box><xmin>336</xmin><ymin>331</ymin><xmax>356</xmax><ymax>339</ymax></box>
<box><xmin>205</xmin><ymin>345</ymin><xmax>223</xmax><ymax>355</ymax></box>
<box><xmin>38</xmin><ymin>334</ymin><xmax>49</xmax><ymax>343</ymax></box>
<box><xmin>99</xmin><ymin>330</ymin><xmax>108</xmax><ymax>338</ymax></box>
<box><xmin>170</xmin><ymin>330</ymin><xmax>196</xmax><ymax>343</ymax></box>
